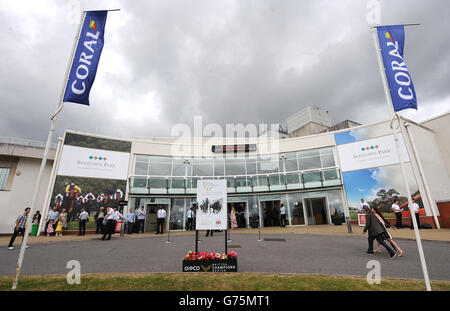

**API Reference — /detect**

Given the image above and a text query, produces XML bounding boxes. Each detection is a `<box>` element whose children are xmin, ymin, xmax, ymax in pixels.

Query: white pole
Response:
<box><xmin>372</xmin><ymin>26</ymin><xmax>432</xmax><ymax>291</ymax></box>
<box><xmin>38</xmin><ymin>137</ymin><xmax>63</xmax><ymax>236</ymax></box>
<box><xmin>11</xmin><ymin>11</ymin><xmax>87</xmax><ymax>291</ymax></box>
<box><xmin>403</xmin><ymin>121</ymin><xmax>440</xmax><ymax>229</ymax></box>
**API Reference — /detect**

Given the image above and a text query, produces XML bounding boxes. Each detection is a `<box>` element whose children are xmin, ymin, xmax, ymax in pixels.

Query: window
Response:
<box><xmin>0</xmin><ymin>168</ymin><xmax>10</xmax><ymax>190</ymax></box>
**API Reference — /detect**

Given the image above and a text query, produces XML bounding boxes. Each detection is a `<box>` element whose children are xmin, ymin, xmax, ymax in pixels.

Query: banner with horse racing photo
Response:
<box><xmin>44</xmin><ymin>131</ymin><xmax>131</xmax><ymax>233</ymax></box>
<box><xmin>196</xmin><ymin>179</ymin><xmax>227</xmax><ymax>230</ymax></box>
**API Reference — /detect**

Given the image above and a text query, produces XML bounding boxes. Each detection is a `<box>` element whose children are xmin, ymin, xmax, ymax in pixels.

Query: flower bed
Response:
<box><xmin>183</xmin><ymin>251</ymin><xmax>238</xmax><ymax>272</ymax></box>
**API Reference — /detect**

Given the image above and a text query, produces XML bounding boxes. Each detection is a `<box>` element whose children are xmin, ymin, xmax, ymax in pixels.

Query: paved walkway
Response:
<box><xmin>1</xmin><ymin>225</ymin><xmax>449</xmax><ymax>247</ymax></box>
<box><xmin>1</xmin><ymin>226</ymin><xmax>449</xmax><ymax>281</ymax></box>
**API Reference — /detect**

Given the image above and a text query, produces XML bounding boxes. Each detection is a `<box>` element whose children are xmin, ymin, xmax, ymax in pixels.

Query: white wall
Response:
<box><xmin>0</xmin><ymin>158</ymin><xmax>53</xmax><ymax>233</ymax></box>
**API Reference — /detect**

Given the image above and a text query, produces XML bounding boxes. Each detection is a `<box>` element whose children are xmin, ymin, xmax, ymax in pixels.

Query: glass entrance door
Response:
<box><xmin>260</xmin><ymin>200</ymin><xmax>281</xmax><ymax>227</ymax></box>
<box><xmin>227</xmin><ymin>202</ymin><xmax>248</xmax><ymax>228</ymax></box>
<box><xmin>304</xmin><ymin>197</ymin><xmax>329</xmax><ymax>225</ymax></box>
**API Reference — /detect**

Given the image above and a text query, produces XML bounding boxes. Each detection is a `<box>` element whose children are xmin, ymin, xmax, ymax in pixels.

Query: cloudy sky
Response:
<box><xmin>0</xmin><ymin>0</ymin><xmax>449</xmax><ymax>142</ymax></box>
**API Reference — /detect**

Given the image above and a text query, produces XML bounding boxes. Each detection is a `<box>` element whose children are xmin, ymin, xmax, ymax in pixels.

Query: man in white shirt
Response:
<box><xmin>360</xmin><ymin>199</ymin><xmax>370</xmax><ymax>213</ymax></box>
<box><xmin>112</xmin><ymin>207</ymin><xmax>123</xmax><ymax>235</ymax></box>
<box><xmin>102</xmin><ymin>207</ymin><xmax>115</xmax><ymax>240</ymax></box>
<box><xmin>186</xmin><ymin>208</ymin><xmax>194</xmax><ymax>231</ymax></box>
<box><xmin>391</xmin><ymin>199</ymin><xmax>403</xmax><ymax>228</ymax></box>
<box><xmin>78</xmin><ymin>208</ymin><xmax>89</xmax><ymax>236</ymax></box>
<box><xmin>136</xmin><ymin>206</ymin><xmax>146</xmax><ymax>233</ymax></box>
<box><xmin>156</xmin><ymin>206</ymin><xmax>166</xmax><ymax>234</ymax></box>
<box><xmin>125</xmin><ymin>209</ymin><xmax>135</xmax><ymax>234</ymax></box>
<box><xmin>280</xmin><ymin>204</ymin><xmax>286</xmax><ymax>227</ymax></box>
<box><xmin>411</xmin><ymin>199</ymin><xmax>420</xmax><ymax>229</ymax></box>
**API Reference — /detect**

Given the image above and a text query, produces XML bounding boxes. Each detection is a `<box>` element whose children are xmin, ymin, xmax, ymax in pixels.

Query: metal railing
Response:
<box><xmin>129</xmin><ymin>167</ymin><xmax>342</xmax><ymax>195</ymax></box>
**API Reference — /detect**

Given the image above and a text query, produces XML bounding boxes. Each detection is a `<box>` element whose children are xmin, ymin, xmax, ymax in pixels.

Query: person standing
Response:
<box><xmin>55</xmin><ymin>215</ymin><xmax>64</xmax><ymax>236</ymax></box>
<box><xmin>363</xmin><ymin>206</ymin><xmax>397</xmax><ymax>259</ymax></box>
<box><xmin>186</xmin><ymin>208</ymin><xmax>194</xmax><ymax>231</ymax></box>
<box><xmin>125</xmin><ymin>209</ymin><xmax>135</xmax><ymax>234</ymax></box>
<box><xmin>45</xmin><ymin>206</ymin><xmax>59</xmax><ymax>235</ymax></box>
<box><xmin>137</xmin><ymin>206</ymin><xmax>146</xmax><ymax>233</ymax></box>
<box><xmin>230</xmin><ymin>207</ymin><xmax>238</xmax><ymax>229</ymax></box>
<box><xmin>94</xmin><ymin>207</ymin><xmax>105</xmax><ymax>234</ymax></box>
<box><xmin>101</xmin><ymin>207</ymin><xmax>115</xmax><ymax>240</ymax></box>
<box><xmin>8</xmin><ymin>207</ymin><xmax>31</xmax><ymax>250</ymax></box>
<box><xmin>391</xmin><ymin>200</ymin><xmax>403</xmax><ymax>229</ymax></box>
<box><xmin>156</xmin><ymin>206</ymin><xmax>166</xmax><ymax>234</ymax></box>
<box><xmin>360</xmin><ymin>198</ymin><xmax>370</xmax><ymax>213</ymax></box>
<box><xmin>59</xmin><ymin>208</ymin><xmax>68</xmax><ymax>230</ymax></box>
<box><xmin>410</xmin><ymin>199</ymin><xmax>420</xmax><ymax>229</ymax></box>
<box><xmin>113</xmin><ymin>207</ymin><xmax>123</xmax><ymax>234</ymax></box>
<box><xmin>280</xmin><ymin>204</ymin><xmax>287</xmax><ymax>227</ymax></box>
<box><xmin>78</xmin><ymin>208</ymin><xmax>89</xmax><ymax>236</ymax></box>
<box><xmin>205</xmin><ymin>229</ymin><xmax>214</xmax><ymax>237</ymax></box>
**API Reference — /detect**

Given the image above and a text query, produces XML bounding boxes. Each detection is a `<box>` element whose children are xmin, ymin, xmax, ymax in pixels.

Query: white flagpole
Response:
<box><xmin>11</xmin><ymin>11</ymin><xmax>87</xmax><ymax>290</ymax></box>
<box><xmin>371</xmin><ymin>26</ymin><xmax>431</xmax><ymax>291</ymax></box>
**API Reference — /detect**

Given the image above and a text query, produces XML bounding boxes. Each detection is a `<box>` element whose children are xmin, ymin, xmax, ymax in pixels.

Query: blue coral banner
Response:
<box><xmin>63</xmin><ymin>11</ymin><xmax>108</xmax><ymax>106</ymax></box>
<box><xmin>376</xmin><ymin>25</ymin><xmax>417</xmax><ymax>112</ymax></box>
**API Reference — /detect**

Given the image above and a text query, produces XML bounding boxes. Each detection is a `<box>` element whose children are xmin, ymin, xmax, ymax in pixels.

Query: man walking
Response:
<box><xmin>136</xmin><ymin>206</ymin><xmax>146</xmax><ymax>233</ymax></box>
<box><xmin>94</xmin><ymin>207</ymin><xmax>105</xmax><ymax>234</ymax></box>
<box><xmin>101</xmin><ymin>207</ymin><xmax>115</xmax><ymax>241</ymax></box>
<box><xmin>186</xmin><ymin>207</ymin><xmax>194</xmax><ymax>231</ymax></box>
<box><xmin>410</xmin><ymin>199</ymin><xmax>420</xmax><ymax>229</ymax></box>
<box><xmin>78</xmin><ymin>208</ymin><xmax>89</xmax><ymax>236</ymax></box>
<box><xmin>125</xmin><ymin>208</ymin><xmax>135</xmax><ymax>234</ymax></box>
<box><xmin>391</xmin><ymin>199</ymin><xmax>403</xmax><ymax>228</ymax></box>
<box><xmin>280</xmin><ymin>203</ymin><xmax>286</xmax><ymax>227</ymax></box>
<box><xmin>156</xmin><ymin>205</ymin><xmax>166</xmax><ymax>234</ymax></box>
<box><xmin>8</xmin><ymin>207</ymin><xmax>31</xmax><ymax>250</ymax></box>
<box><xmin>363</xmin><ymin>206</ymin><xmax>397</xmax><ymax>259</ymax></box>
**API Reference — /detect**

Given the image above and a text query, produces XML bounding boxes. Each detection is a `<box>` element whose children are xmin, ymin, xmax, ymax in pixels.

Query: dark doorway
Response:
<box><xmin>305</xmin><ymin>198</ymin><xmax>328</xmax><ymax>225</ymax></box>
<box><xmin>261</xmin><ymin>200</ymin><xmax>281</xmax><ymax>227</ymax></box>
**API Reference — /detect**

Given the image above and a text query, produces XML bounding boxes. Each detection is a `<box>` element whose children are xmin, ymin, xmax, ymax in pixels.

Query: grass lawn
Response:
<box><xmin>66</xmin><ymin>214</ymin><xmax>97</xmax><ymax>231</ymax></box>
<box><xmin>1</xmin><ymin>273</ymin><xmax>449</xmax><ymax>291</ymax></box>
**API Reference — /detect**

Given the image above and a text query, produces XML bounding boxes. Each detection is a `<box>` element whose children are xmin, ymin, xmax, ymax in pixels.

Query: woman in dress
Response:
<box><xmin>230</xmin><ymin>207</ymin><xmax>238</xmax><ymax>229</ymax></box>
<box><xmin>373</xmin><ymin>205</ymin><xmax>404</xmax><ymax>257</ymax></box>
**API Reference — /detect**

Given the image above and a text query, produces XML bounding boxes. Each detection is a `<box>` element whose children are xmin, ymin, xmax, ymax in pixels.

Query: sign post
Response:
<box><xmin>196</xmin><ymin>179</ymin><xmax>228</xmax><ymax>253</ymax></box>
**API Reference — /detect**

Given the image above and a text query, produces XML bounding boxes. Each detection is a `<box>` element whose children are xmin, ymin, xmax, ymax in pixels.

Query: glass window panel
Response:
<box><xmin>169</xmin><ymin>178</ymin><xmax>185</xmax><ymax>189</ymax></box>
<box><xmin>186</xmin><ymin>178</ymin><xmax>198</xmax><ymax>189</ymax></box>
<box><xmin>284</xmin><ymin>152</ymin><xmax>297</xmax><ymax>159</ymax></box>
<box><xmin>297</xmin><ymin>149</ymin><xmax>320</xmax><ymax>157</ymax></box>
<box><xmin>0</xmin><ymin>168</ymin><xmax>9</xmax><ymax>190</ymax></box>
<box><xmin>284</xmin><ymin>159</ymin><xmax>298</xmax><ymax>172</ymax></box>
<box><xmin>135</xmin><ymin>155</ymin><xmax>149</xmax><ymax>162</ymax></box>
<box><xmin>320</xmin><ymin>147</ymin><xmax>334</xmax><ymax>155</ymax></box>
<box><xmin>225</xmin><ymin>163</ymin><xmax>246</xmax><ymax>176</ymax></box>
<box><xmin>246</xmin><ymin>161</ymin><xmax>257</xmax><ymax>175</ymax></box>
<box><xmin>172</xmin><ymin>162</ymin><xmax>186</xmax><ymax>176</ymax></box>
<box><xmin>303</xmin><ymin>171</ymin><xmax>322</xmax><ymax>183</ymax></box>
<box><xmin>132</xmin><ymin>177</ymin><xmax>147</xmax><ymax>188</ymax></box>
<box><xmin>323</xmin><ymin>169</ymin><xmax>339</xmax><ymax>181</ymax></box>
<box><xmin>149</xmin><ymin>178</ymin><xmax>167</xmax><ymax>188</ymax></box>
<box><xmin>286</xmin><ymin>173</ymin><xmax>300</xmax><ymax>184</ymax></box>
<box><xmin>299</xmin><ymin>156</ymin><xmax>321</xmax><ymax>170</ymax></box>
<box><xmin>257</xmin><ymin>159</ymin><xmax>279</xmax><ymax>173</ymax></box>
<box><xmin>269</xmin><ymin>175</ymin><xmax>280</xmax><ymax>186</ymax></box>
<box><xmin>193</xmin><ymin>164</ymin><xmax>213</xmax><ymax>176</ymax></box>
<box><xmin>214</xmin><ymin>161</ymin><xmax>225</xmax><ymax>176</ymax></box>
<box><xmin>134</xmin><ymin>162</ymin><xmax>148</xmax><ymax>175</ymax></box>
<box><xmin>321</xmin><ymin>153</ymin><xmax>335</xmax><ymax>168</ymax></box>
<box><xmin>149</xmin><ymin>156</ymin><xmax>172</xmax><ymax>163</ymax></box>
<box><xmin>257</xmin><ymin>176</ymin><xmax>269</xmax><ymax>186</ymax></box>
<box><xmin>236</xmin><ymin>177</ymin><xmax>250</xmax><ymax>187</ymax></box>
<box><xmin>148</xmin><ymin>163</ymin><xmax>172</xmax><ymax>176</ymax></box>
<box><xmin>227</xmin><ymin>178</ymin><xmax>235</xmax><ymax>188</ymax></box>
